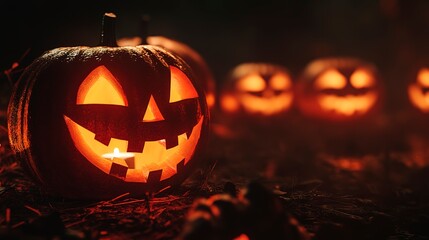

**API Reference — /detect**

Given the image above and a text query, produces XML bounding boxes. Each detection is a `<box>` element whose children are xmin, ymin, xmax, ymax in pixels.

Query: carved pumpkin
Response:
<box><xmin>117</xmin><ymin>16</ymin><xmax>216</xmax><ymax>110</ymax></box>
<box><xmin>220</xmin><ymin>63</ymin><xmax>294</xmax><ymax>117</ymax></box>
<box><xmin>8</xmin><ymin>13</ymin><xmax>209</xmax><ymax>199</ymax></box>
<box><xmin>296</xmin><ymin>57</ymin><xmax>381</xmax><ymax>121</ymax></box>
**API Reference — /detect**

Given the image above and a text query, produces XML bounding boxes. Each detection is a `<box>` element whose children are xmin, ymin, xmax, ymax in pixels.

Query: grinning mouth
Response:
<box><xmin>239</xmin><ymin>93</ymin><xmax>293</xmax><ymax>115</ymax></box>
<box><xmin>317</xmin><ymin>93</ymin><xmax>377</xmax><ymax>116</ymax></box>
<box><xmin>64</xmin><ymin>100</ymin><xmax>200</xmax><ymax>152</ymax></box>
<box><xmin>64</xmin><ymin>115</ymin><xmax>203</xmax><ymax>183</ymax></box>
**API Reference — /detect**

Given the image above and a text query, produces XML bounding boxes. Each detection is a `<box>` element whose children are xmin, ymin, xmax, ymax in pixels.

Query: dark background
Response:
<box><xmin>2</xmin><ymin>0</ymin><xmax>429</xmax><ymax>113</ymax></box>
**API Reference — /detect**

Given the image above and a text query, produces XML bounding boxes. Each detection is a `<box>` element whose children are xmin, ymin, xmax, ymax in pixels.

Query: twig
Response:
<box><xmin>152</xmin><ymin>208</ymin><xmax>167</xmax><ymax>219</ymax></box>
<box><xmin>108</xmin><ymin>192</ymin><xmax>130</xmax><ymax>203</ymax></box>
<box><xmin>2</xmin><ymin>48</ymin><xmax>31</xmax><ymax>87</ymax></box>
<box><xmin>12</xmin><ymin>221</ymin><xmax>26</xmax><ymax>229</ymax></box>
<box><xmin>145</xmin><ymin>192</ymin><xmax>152</xmax><ymax>217</ymax></box>
<box><xmin>5</xmin><ymin>208</ymin><xmax>11</xmax><ymax>225</ymax></box>
<box><xmin>154</xmin><ymin>186</ymin><xmax>171</xmax><ymax>196</ymax></box>
<box><xmin>104</xmin><ymin>199</ymin><xmax>147</xmax><ymax>207</ymax></box>
<box><xmin>24</xmin><ymin>205</ymin><xmax>42</xmax><ymax>216</ymax></box>
<box><xmin>59</xmin><ymin>192</ymin><xmax>131</xmax><ymax>212</ymax></box>
<box><xmin>201</xmin><ymin>159</ymin><xmax>218</xmax><ymax>190</ymax></box>
<box><xmin>65</xmin><ymin>219</ymin><xmax>87</xmax><ymax>228</ymax></box>
<box><xmin>151</xmin><ymin>195</ymin><xmax>182</xmax><ymax>203</ymax></box>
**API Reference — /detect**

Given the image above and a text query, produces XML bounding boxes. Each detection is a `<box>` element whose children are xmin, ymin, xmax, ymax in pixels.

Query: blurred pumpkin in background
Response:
<box><xmin>118</xmin><ymin>15</ymin><xmax>216</xmax><ymax>110</ymax></box>
<box><xmin>296</xmin><ymin>57</ymin><xmax>382</xmax><ymax>122</ymax></box>
<box><xmin>220</xmin><ymin>63</ymin><xmax>294</xmax><ymax>117</ymax></box>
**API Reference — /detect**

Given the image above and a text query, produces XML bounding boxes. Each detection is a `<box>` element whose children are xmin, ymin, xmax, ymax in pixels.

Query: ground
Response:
<box><xmin>1</xmin><ymin>109</ymin><xmax>429</xmax><ymax>239</ymax></box>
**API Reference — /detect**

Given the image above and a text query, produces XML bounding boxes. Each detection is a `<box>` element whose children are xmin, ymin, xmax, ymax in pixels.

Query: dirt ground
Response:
<box><xmin>1</xmin><ymin>108</ymin><xmax>429</xmax><ymax>239</ymax></box>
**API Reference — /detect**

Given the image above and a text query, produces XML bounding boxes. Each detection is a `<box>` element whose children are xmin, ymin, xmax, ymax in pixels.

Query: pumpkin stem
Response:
<box><xmin>139</xmin><ymin>15</ymin><xmax>150</xmax><ymax>45</ymax></box>
<box><xmin>99</xmin><ymin>13</ymin><xmax>118</xmax><ymax>47</ymax></box>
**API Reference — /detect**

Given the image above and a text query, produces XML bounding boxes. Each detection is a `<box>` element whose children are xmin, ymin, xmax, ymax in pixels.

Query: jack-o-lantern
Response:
<box><xmin>117</xmin><ymin>16</ymin><xmax>216</xmax><ymax>110</ymax></box>
<box><xmin>296</xmin><ymin>58</ymin><xmax>381</xmax><ymax>121</ymax></box>
<box><xmin>7</xmin><ymin>13</ymin><xmax>209</xmax><ymax>199</ymax></box>
<box><xmin>220</xmin><ymin>63</ymin><xmax>294</xmax><ymax>117</ymax></box>
<box><xmin>408</xmin><ymin>67</ymin><xmax>429</xmax><ymax>113</ymax></box>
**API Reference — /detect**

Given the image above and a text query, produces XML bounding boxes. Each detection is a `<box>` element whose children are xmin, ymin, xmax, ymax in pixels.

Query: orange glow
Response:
<box><xmin>270</xmin><ymin>73</ymin><xmax>291</xmax><ymax>90</ymax></box>
<box><xmin>77</xmin><ymin>66</ymin><xmax>128</xmax><ymax>106</ymax></box>
<box><xmin>403</xmin><ymin>135</ymin><xmax>429</xmax><ymax>168</ymax></box>
<box><xmin>408</xmin><ymin>84</ymin><xmax>429</xmax><ymax>112</ymax></box>
<box><xmin>350</xmin><ymin>69</ymin><xmax>374</xmax><ymax>88</ymax></box>
<box><xmin>146</xmin><ymin>36</ymin><xmax>216</xmax><ymax>109</ymax></box>
<box><xmin>239</xmin><ymin>92</ymin><xmax>293</xmax><ymax>116</ymax></box>
<box><xmin>220</xmin><ymin>94</ymin><xmax>240</xmax><ymax>113</ymax></box>
<box><xmin>417</xmin><ymin>68</ymin><xmax>429</xmax><ymax>87</ymax></box>
<box><xmin>327</xmin><ymin>157</ymin><xmax>364</xmax><ymax>171</ymax></box>
<box><xmin>336</xmin><ymin>158</ymin><xmax>364</xmax><ymax>171</ymax></box>
<box><xmin>64</xmin><ymin>65</ymin><xmax>203</xmax><ymax>182</ymax></box>
<box><xmin>64</xmin><ymin>116</ymin><xmax>204</xmax><ymax>182</ymax></box>
<box><xmin>236</xmin><ymin>74</ymin><xmax>266</xmax><ymax>92</ymax></box>
<box><xmin>314</xmin><ymin>69</ymin><xmax>347</xmax><ymax>90</ymax></box>
<box><xmin>224</xmin><ymin>71</ymin><xmax>294</xmax><ymax>115</ymax></box>
<box><xmin>169</xmin><ymin>66</ymin><xmax>198</xmax><ymax>103</ymax></box>
<box><xmin>234</xmin><ymin>234</ymin><xmax>250</xmax><ymax>240</ymax></box>
<box><xmin>317</xmin><ymin>93</ymin><xmax>377</xmax><ymax>116</ymax></box>
<box><xmin>102</xmin><ymin>147</ymin><xmax>134</xmax><ymax>160</ymax></box>
<box><xmin>143</xmin><ymin>96</ymin><xmax>165</xmax><ymax>122</ymax></box>
<box><xmin>117</xmin><ymin>36</ymin><xmax>142</xmax><ymax>46</ymax></box>
<box><xmin>205</xmin><ymin>92</ymin><xmax>215</xmax><ymax>108</ymax></box>
<box><xmin>408</xmin><ymin>68</ymin><xmax>429</xmax><ymax>112</ymax></box>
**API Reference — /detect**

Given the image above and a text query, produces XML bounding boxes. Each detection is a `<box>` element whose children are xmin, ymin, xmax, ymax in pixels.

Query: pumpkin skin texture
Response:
<box><xmin>220</xmin><ymin>63</ymin><xmax>294</xmax><ymax>117</ymax></box>
<box><xmin>117</xmin><ymin>17</ymin><xmax>216</xmax><ymax>110</ymax></box>
<box><xmin>296</xmin><ymin>58</ymin><xmax>381</xmax><ymax>122</ymax></box>
<box><xmin>8</xmin><ymin>14</ymin><xmax>209</xmax><ymax>200</ymax></box>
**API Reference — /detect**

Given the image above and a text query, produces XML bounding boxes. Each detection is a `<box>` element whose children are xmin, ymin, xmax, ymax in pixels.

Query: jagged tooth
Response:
<box><xmin>147</xmin><ymin>169</ymin><xmax>162</xmax><ymax>183</ymax></box>
<box><xmin>94</xmin><ymin>134</ymin><xmax>111</xmax><ymax>146</ymax></box>
<box><xmin>109</xmin><ymin>163</ymin><xmax>128</xmax><ymax>180</ymax></box>
<box><xmin>158</xmin><ymin>139</ymin><xmax>166</xmax><ymax>148</ymax></box>
<box><xmin>160</xmin><ymin>165</ymin><xmax>177</xmax><ymax>181</ymax></box>
<box><xmin>185</xmin><ymin>128</ymin><xmax>193</xmax><ymax>139</ymax></box>
<box><xmin>125</xmin><ymin>158</ymin><xmax>135</xmax><ymax>169</ymax></box>
<box><xmin>166</xmin><ymin>136</ymin><xmax>179</xmax><ymax>149</ymax></box>
<box><xmin>176</xmin><ymin>159</ymin><xmax>185</xmax><ymax>173</ymax></box>
<box><xmin>127</xmin><ymin>141</ymin><xmax>145</xmax><ymax>153</ymax></box>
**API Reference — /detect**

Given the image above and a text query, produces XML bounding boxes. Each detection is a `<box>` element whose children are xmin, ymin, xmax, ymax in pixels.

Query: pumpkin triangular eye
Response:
<box><xmin>169</xmin><ymin>66</ymin><xmax>198</xmax><ymax>103</ymax></box>
<box><xmin>314</xmin><ymin>69</ymin><xmax>346</xmax><ymax>90</ymax></box>
<box><xmin>350</xmin><ymin>68</ymin><xmax>374</xmax><ymax>88</ymax></box>
<box><xmin>142</xmin><ymin>95</ymin><xmax>165</xmax><ymax>122</ymax></box>
<box><xmin>77</xmin><ymin>65</ymin><xmax>128</xmax><ymax>106</ymax></box>
<box><xmin>417</xmin><ymin>68</ymin><xmax>429</xmax><ymax>87</ymax></box>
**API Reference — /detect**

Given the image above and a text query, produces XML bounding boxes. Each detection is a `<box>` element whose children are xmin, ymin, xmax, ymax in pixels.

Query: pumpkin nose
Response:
<box><xmin>142</xmin><ymin>95</ymin><xmax>165</xmax><ymax>122</ymax></box>
<box><xmin>262</xmin><ymin>89</ymin><xmax>274</xmax><ymax>98</ymax></box>
<box><xmin>321</xmin><ymin>83</ymin><xmax>371</xmax><ymax>96</ymax></box>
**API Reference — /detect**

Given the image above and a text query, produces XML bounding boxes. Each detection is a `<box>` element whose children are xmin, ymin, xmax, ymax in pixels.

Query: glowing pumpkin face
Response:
<box><xmin>297</xmin><ymin>58</ymin><xmax>380</xmax><ymax>121</ymax></box>
<box><xmin>408</xmin><ymin>67</ymin><xmax>429</xmax><ymax>113</ymax></box>
<box><xmin>64</xmin><ymin>64</ymin><xmax>203</xmax><ymax>183</ymax></box>
<box><xmin>7</xmin><ymin>13</ymin><xmax>209</xmax><ymax>199</ymax></box>
<box><xmin>220</xmin><ymin>63</ymin><xmax>293</xmax><ymax>116</ymax></box>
